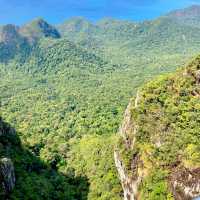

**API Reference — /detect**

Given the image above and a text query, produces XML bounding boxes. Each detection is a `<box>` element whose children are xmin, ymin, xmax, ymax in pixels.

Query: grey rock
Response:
<box><xmin>0</xmin><ymin>158</ymin><xmax>15</xmax><ymax>195</ymax></box>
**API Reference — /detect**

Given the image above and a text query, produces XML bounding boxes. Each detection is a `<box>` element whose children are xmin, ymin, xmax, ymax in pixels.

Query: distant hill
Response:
<box><xmin>167</xmin><ymin>5</ymin><xmax>200</xmax><ymax>27</ymax></box>
<box><xmin>24</xmin><ymin>38</ymin><xmax>109</xmax><ymax>74</ymax></box>
<box><xmin>57</xmin><ymin>17</ymin><xmax>97</xmax><ymax>38</ymax></box>
<box><xmin>57</xmin><ymin>6</ymin><xmax>200</xmax><ymax>66</ymax></box>
<box><xmin>0</xmin><ymin>24</ymin><xmax>30</xmax><ymax>62</ymax></box>
<box><xmin>2</xmin><ymin>5</ymin><xmax>200</xmax><ymax>65</ymax></box>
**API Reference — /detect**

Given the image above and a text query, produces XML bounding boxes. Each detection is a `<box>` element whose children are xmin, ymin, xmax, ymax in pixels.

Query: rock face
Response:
<box><xmin>114</xmin><ymin>97</ymin><xmax>141</xmax><ymax>200</ymax></box>
<box><xmin>0</xmin><ymin>118</ymin><xmax>16</xmax><ymax>197</ymax></box>
<box><xmin>115</xmin><ymin>56</ymin><xmax>200</xmax><ymax>200</ymax></box>
<box><xmin>170</xmin><ymin>167</ymin><xmax>200</xmax><ymax>200</ymax></box>
<box><xmin>114</xmin><ymin>151</ymin><xmax>140</xmax><ymax>200</ymax></box>
<box><xmin>0</xmin><ymin>158</ymin><xmax>15</xmax><ymax>195</ymax></box>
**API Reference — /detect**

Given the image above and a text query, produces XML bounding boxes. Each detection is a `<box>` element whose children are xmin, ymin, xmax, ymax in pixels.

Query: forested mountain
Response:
<box><xmin>0</xmin><ymin>19</ymin><xmax>60</xmax><ymax>63</ymax></box>
<box><xmin>57</xmin><ymin>7</ymin><xmax>200</xmax><ymax>65</ymax></box>
<box><xmin>0</xmin><ymin>5</ymin><xmax>200</xmax><ymax>200</ymax></box>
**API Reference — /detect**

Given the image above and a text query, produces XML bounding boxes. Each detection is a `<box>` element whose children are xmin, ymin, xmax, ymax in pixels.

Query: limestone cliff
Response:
<box><xmin>115</xmin><ymin>56</ymin><xmax>200</xmax><ymax>200</ymax></box>
<box><xmin>114</xmin><ymin>98</ymin><xmax>142</xmax><ymax>200</ymax></box>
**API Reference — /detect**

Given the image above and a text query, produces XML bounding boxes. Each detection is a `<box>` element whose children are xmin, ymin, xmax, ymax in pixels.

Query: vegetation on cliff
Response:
<box><xmin>116</xmin><ymin>55</ymin><xmax>200</xmax><ymax>199</ymax></box>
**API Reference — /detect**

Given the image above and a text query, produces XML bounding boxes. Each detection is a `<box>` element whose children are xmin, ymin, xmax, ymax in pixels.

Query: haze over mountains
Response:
<box><xmin>0</xmin><ymin>5</ymin><xmax>200</xmax><ymax>200</ymax></box>
<box><xmin>1</xmin><ymin>5</ymin><xmax>200</xmax><ymax>68</ymax></box>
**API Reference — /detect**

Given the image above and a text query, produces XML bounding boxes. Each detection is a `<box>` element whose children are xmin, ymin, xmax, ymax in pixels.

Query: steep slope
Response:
<box><xmin>0</xmin><ymin>18</ymin><xmax>61</xmax><ymax>64</ymax></box>
<box><xmin>0</xmin><ymin>117</ymin><xmax>15</xmax><ymax>198</ymax></box>
<box><xmin>115</xmin><ymin>56</ymin><xmax>200</xmax><ymax>200</ymax></box>
<box><xmin>0</xmin><ymin>20</ymin><xmax>112</xmax><ymax>73</ymax></box>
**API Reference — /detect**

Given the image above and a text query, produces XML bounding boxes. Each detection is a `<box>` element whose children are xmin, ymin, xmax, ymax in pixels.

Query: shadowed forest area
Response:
<box><xmin>0</xmin><ymin>116</ymin><xmax>89</xmax><ymax>200</ymax></box>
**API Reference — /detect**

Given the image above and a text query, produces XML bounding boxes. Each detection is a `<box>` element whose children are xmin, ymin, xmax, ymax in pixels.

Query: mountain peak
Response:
<box><xmin>19</xmin><ymin>18</ymin><xmax>60</xmax><ymax>42</ymax></box>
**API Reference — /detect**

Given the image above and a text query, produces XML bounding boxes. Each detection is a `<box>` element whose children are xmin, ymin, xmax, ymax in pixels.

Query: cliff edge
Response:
<box><xmin>115</xmin><ymin>56</ymin><xmax>200</xmax><ymax>200</ymax></box>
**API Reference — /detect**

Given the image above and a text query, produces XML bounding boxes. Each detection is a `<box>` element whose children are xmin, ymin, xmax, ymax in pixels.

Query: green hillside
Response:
<box><xmin>0</xmin><ymin>37</ymin><xmax>126</xmax><ymax>199</ymax></box>
<box><xmin>167</xmin><ymin>5</ymin><xmax>200</xmax><ymax>27</ymax></box>
<box><xmin>58</xmin><ymin>12</ymin><xmax>200</xmax><ymax>65</ymax></box>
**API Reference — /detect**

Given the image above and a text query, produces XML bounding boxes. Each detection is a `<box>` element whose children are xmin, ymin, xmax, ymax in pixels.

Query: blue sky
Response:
<box><xmin>0</xmin><ymin>0</ymin><xmax>200</xmax><ymax>25</ymax></box>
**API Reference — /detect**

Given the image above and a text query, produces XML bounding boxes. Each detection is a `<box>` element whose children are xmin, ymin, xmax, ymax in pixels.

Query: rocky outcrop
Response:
<box><xmin>0</xmin><ymin>118</ymin><xmax>16</xmax><ymax>197</ymax></box>
<box><xmin>0</xmin><ymin>158</ymin><xmax>15</xmax><ymax>195</ymax></box>
<box><xmin>118</xmin><ymin>102</ymin><xmax>135</xmax><ymax>149</ymax></box>
<box><xmin>114</xmin><ymin>94</ymin><xmax>142</xmax><ymax>200</ymax></box>
<box><xmin>114</xmin><ymin>151</ymin><xmax>141</xmax><ymax>200</ymax></box>
<box><xmin>170</xmin><ymin>167</ymin><xmax>200</xmax><ymax>200</ymax></box>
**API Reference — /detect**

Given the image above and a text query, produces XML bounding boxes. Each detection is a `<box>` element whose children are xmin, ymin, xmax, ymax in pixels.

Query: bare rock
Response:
<box><xmin>0</xmin><ymin>158</ymin><xmax>15</xmax><ymax>195</ymax></box>
<box><xmin>170</xmin><ymin>167</ymin><xmax>200</xmax><ymax>200</ymax></box>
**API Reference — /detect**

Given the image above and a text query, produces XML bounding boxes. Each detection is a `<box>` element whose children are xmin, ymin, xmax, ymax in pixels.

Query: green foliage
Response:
<box><xmin>132</xmin><ymin>63</ymin><xmax>200</xmax><ymax>168</ymax></box>
<box><xmin>140</xmin><ymin>170</ymin><xmax>173</xmax><ymax>200</ymax></box>
<box><xmin>0</xmin><ymin>38</ymin><xmax>129</xmax><ymax>199</ymax></box>
<box><xmin>64</xmin><ymin>135</ymin><xmax>122</xmax><ymax>200</ymax></box>
<box><xmin>0</xmin><ymin>118</ymin><xmax>89</xmax><ymax>200</ymax></box>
